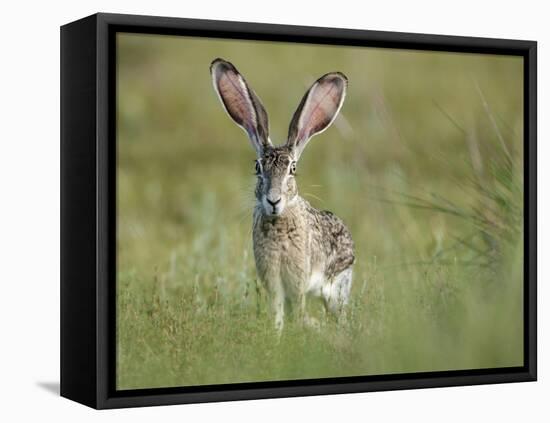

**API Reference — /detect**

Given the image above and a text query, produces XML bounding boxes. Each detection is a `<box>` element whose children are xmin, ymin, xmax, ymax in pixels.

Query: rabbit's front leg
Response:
<box><xmin>264</xmin><ymin>273</ymin><xmax>285</xmax><ymax>333</ymax></box>
<box><xmin>272</xmin><ymin>287</ymin><xmax>285</xmax><ymax>333</ymax></box>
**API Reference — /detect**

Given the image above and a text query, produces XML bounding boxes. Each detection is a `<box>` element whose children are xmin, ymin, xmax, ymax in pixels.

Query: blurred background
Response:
<box><xmin>116</xmin><ymin>33</ymin><xmax>524</xmax><ymax>390</ymax></box>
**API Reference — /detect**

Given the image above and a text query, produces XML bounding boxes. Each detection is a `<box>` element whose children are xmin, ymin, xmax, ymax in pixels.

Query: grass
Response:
<box><xmin>116</xmin><ymin>33</ymin><xmax>524</xmax><ymax>389</ymax></box>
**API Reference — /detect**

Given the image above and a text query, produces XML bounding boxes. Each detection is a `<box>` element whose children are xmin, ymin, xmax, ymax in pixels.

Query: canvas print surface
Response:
<box><xmin>116</xmin><ymin>33</ymin><xmax>524</xmax><ymax>390</ymax></box>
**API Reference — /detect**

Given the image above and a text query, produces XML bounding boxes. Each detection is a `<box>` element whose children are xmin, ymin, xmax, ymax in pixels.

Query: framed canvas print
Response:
<box><xmin>60</xmin><ymin>13</ymin><xmax>537</xmax><ymax>409</ymax></box>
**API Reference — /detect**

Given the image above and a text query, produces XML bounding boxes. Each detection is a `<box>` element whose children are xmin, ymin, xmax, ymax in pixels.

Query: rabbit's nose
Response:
<box><xmin>267</xmin><ymin>198</ymin><xmax>281</xmax><ymax>207</ymax></box>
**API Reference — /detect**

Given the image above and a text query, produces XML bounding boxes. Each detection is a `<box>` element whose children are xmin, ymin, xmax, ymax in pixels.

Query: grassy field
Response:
<box><xmin>116</xmin><ymin>33</ymin><xmax>524</xmax><ymax>389</ymax></box>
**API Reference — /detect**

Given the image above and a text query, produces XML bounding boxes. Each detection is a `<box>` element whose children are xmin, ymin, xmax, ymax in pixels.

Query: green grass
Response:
<box><xmin>116</xmin><ymin>33</ymin><xmax>524</xmax><ymax>389</ymax></box>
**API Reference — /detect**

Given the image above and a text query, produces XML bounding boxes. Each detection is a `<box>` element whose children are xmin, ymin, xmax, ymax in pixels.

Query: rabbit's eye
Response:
<box><xmin>289</xmin><ymin>161</ymin><xmax>297</xmax><ymax>175</ymax></box>
<box><xmin>255</xmin><ymin>161</ymin><xmax>262</xmax><ymax>175</ymax></box>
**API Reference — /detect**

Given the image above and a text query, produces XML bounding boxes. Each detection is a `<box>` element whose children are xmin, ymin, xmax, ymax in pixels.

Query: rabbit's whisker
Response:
<box><xmin>302</xmin><ymin>192</ymin><xmax>325</xmax><ymax>204</ymax></box>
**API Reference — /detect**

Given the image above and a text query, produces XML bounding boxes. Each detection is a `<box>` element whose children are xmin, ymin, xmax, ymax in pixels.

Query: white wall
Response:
<box><xmin>1</xmin><ymin>1</ymin><xmax>546</xmax><ymax>421</ymax></box>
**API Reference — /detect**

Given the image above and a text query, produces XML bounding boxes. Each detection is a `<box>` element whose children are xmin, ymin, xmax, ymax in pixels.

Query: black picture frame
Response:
<box><xmin>60</xmin><ymin>12</ymin><xmax>537</xmax><ymax>409</ymax></box>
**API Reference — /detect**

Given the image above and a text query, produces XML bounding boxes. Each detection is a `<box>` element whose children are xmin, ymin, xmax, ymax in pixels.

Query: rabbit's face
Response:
<box><xmin>255</xmin><ymin>147</ymin><xmax>298</xmax><ymax>217</ymax></box>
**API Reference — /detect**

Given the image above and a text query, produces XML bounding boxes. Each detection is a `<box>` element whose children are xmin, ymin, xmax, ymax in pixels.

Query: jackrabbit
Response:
<box><xmin>210</xmin><ymin>58</ymin><xmax>355</xmax><ymax>331</ymax></box>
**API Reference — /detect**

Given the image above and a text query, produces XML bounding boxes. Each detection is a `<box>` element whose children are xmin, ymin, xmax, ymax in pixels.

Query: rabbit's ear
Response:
<box><xmin>286</xmin><ymin>72</ymin><xmax>347</xmax><ymax>159</ymax></box>
<box><xmin>210</xmin><ymin>58</ymin><xmax>271</xmax><ymax>156</ymax></box>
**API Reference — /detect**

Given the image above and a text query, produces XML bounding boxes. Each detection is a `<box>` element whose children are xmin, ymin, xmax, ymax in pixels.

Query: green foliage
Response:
<box><xmin>116</xmin><ymin>34</ymin><xmax>524</xmax><ymax>389</ymax></box>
